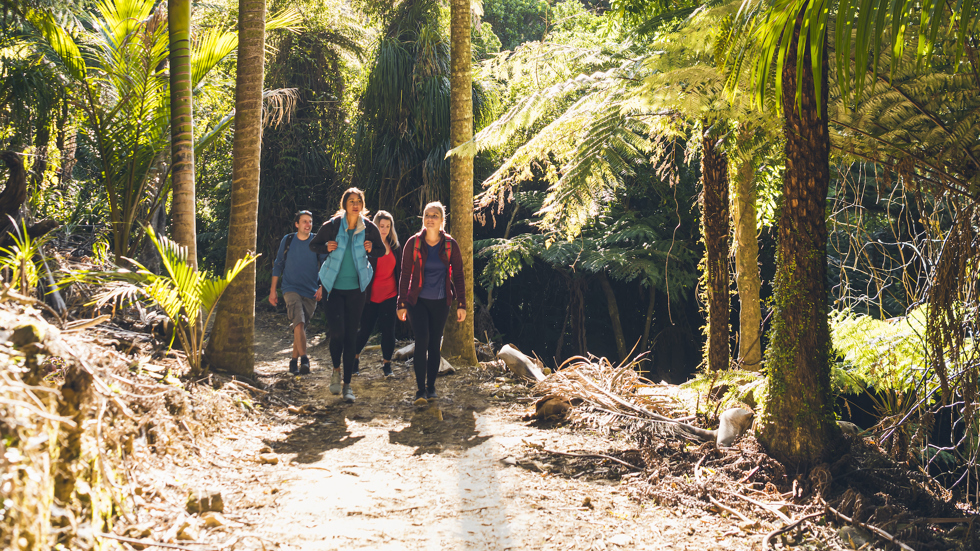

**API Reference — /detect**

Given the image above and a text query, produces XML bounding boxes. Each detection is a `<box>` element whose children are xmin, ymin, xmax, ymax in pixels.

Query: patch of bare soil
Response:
<box><xmin>108</xmin><ymin>309</ymin><xmax>978</xmax><ymax>551</ymax></box>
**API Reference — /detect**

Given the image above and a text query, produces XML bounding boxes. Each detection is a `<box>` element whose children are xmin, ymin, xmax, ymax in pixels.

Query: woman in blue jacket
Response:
<box><xmin>310</xmin><ymin>188</ymin><xmax>385</xmax><ymax>403</ymax></box>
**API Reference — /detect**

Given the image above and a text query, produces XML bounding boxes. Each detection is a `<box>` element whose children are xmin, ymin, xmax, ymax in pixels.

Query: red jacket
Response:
<box><xmin>396</xmin><ymin>230</ymin><xmax>467</xmax><ymax>310</ymax></box>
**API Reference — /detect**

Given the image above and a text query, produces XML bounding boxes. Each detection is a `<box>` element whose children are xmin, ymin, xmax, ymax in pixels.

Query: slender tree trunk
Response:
<box><xmin>441</xmin><ymin>0</ymin><xmax>479</xmax><ymax>366</ymax></box>
<box><xmin>732</xmin><ymin>133</ymin><xmax>762</xmax><ymax>370</ymax></box>
<box><xmin>31</xmin><ymin>121</ymin><xmax>50</xmax><ymax>195</ymax></box>
<box><xmin>640</xmin><ymin>284</ymin><xmax>656</xmax><ymax>375</ymax></box>
<box><xmin>570</xmin><ymin>276</ymin><xmax>588</xmax><ymax>356</ymax></box>
<box><xmin>57</xmin><ymin>99</ymin><xmax>76</xmax><ymax>188</ymax></box>
<box><xmin>598</xmin><ymin>271</ymin><xmax>628</xmax><ymax>362</ymax></box>
<box><xmin>701</xmin><ymin>123</ymin><xmax>730</xmax><ymax>371</ymax></box>
<box><xmin>757</xmin><ymin>11</ymin><xmax>841</xmax><ymax>468</ymax></box>
<box><xmin>169</xmin><ymin>0</ymin><xmax>197</xmax><ymax>267</ymax></box>
<box><xmin>205</xmin><ymin>0</ymin><xmax>265</xmax><ymax>377</ymax></box>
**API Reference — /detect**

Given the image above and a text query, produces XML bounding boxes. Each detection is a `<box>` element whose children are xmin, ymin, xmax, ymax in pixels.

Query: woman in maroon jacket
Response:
<box><xmin>396</xmin><ymin>201</ymin><xmax>466</xmax><ymax>404</ymax></box>
<box><xmin>354</xmin><ymin>210</ymin><xmax>401</xmax><ymax>377</ymax></box>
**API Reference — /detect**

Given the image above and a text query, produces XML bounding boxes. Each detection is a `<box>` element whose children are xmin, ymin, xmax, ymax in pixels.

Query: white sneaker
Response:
<box><xmin>342</xmin><ymin>384</ymin><xmax>356</xmax><ymax>403</ymax></box>
<box><xmin>329</xmin><ymin>370</ymin><xmax>341</xmax><ymax>394</ymax></box>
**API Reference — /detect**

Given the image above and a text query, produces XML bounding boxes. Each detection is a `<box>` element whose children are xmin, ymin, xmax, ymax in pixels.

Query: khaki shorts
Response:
<box><xmin>284</xmin><ymin>292</ymin><xmax>317</xmax><ymax>329</ymax></box>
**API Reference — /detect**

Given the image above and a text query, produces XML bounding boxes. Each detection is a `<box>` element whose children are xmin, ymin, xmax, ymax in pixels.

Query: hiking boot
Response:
<box><xmin>329</xmin><ymin>370</ymin><xmax>342</xmax><ymax>394</ymax></box>
<box><xmin>426</xmin><ymin>388</ymin><xmax>438</xmax><ymax>402</ymax></box>
<box><xmin>352</xmin><ymin>357</ymin><xmax>360</xmax><ymax>375</ymax></box>
<box><xmin>342</xmin><ymin>384</ymin><xmax>356</xmax><ymax>403</ymax></box>
<box><xmin>382</xmin><ymin>363</ymin><xmax>393</xmax><ymax>377</ymax></box>
<box><xmin>414</xmin><ymin>390</ymin><xmax>428</xmax><ymax>407</ymax></box>
<box><xmin>288</xmin><ymin>358</ymin><xmax>298</xmax><ymax>374</ymax></box>
<box><xmin>299</xmin><ymin>355</ymin><xmax>310</xmax><ymax>375</ymax></box>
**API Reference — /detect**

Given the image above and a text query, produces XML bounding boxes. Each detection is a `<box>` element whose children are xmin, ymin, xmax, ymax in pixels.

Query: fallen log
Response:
<box><xmin>497</xmin><ymin>344</ymin><xmax>546</xmax><ymax>382</ymax></box>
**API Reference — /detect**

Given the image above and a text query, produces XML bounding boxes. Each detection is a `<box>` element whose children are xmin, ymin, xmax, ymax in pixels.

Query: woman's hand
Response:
<box><xmin>456</xmin><ymin>308</ymin><xmax>466</xmax><ymax>322</ymax></box>
<box><xmin>364</xmin><ymin>240</ymin><xmax>373</xmax><ymax>253</ymax></box>
<box><xmin>397</xmin><ymin>308</ymin><xmax>408</xmax><ymax>322</ymax></box>
<box><xmin>326</xmin><ymin>240</ymin><xmax>338</xmax><ymax>252</ymax></box>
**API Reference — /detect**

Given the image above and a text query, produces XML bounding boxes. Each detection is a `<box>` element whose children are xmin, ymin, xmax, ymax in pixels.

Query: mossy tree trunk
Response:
<box><xmin>205</xmin><ymin>0</ymin><xmax>265</xmax><ymax>377</ymax></box>
<box><xmin>733</xmin><ymin>129</ymin><xmax>762</xmax><ymax>371</ymax></box>
<box><xmin>756</xmin><ymin>9</ymin><xmax>841</xmax><ymax>468</ymax></box>
<box><xmin>441</xmin><ymin>0</ymin><xmax>479</xmax><ymax>366</ymax></box>
<box><xmin>701</xmin><ymin>122</ymin><xmax>730</xmax><ymax>372</ymax></box>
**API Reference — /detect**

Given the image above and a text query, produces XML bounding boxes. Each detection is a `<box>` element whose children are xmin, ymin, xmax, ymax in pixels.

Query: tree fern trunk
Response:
<box><xmin>441</xmin><ymin>0</ymin><xmax>479</xmax><ymax>366</ymax></box>
<box><xmin>756</xmin><ymin>10</ymin><xmax>841</xmax><ymax>468</ymax></box>
<box><xmin>205</xmin><ymin>0</ymin><xmax>265</xmax><ymax>377</ymax></box>
<box><xmin>169</xmin><ymin>0</ymin><xmax>197</xmax><ymax>268</ymax></box>
<box><xmin>700</xmin><ymin>123</ymin><xmax>730</xmax><ymax>372</ymax></box>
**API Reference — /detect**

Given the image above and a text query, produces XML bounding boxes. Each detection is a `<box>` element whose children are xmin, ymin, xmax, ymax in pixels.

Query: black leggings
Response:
<box><xmin>355</xmin><ymin>297</ymin><xmax>397</xmax><ymax>361</ymax></box>
<box><xmin>325</xmin><ymin>288</ymin><xmax>367</xmax><ymax>384</ymax></box>
<box><xmin>407</xmin><ymin>298</ymin><xmax>450</xmax><ymax>392</ymax></box>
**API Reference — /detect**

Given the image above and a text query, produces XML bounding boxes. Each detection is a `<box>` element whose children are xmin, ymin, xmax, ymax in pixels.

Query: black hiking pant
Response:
<box><xmin>407</xmin><ymin>298</ymin><xmax>449</xmax><ymax>393</ymax></box>
<box><xmin>325</xmin><ymin>288</ymin><xmax>367</xmax><ymax>384</ymax></box>
<box><xmin>355</xmin><ymin>297</ymin><xmax>397</xmax><ymax>361</ymax></box>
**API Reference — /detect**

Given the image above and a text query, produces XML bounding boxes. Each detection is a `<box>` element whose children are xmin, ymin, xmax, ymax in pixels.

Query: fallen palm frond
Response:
<box><xmin>533</xmin><ymin>355</ymin><xmax>715</xmax><ymax>442</ymax></box>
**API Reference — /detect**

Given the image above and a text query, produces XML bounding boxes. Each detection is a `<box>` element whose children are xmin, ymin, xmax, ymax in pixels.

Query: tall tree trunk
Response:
<box><xmin>205</xmin><ymin>0</ymin><xmax>265</xmax><ymax>377</ymax></box>
<box><xmin>757</xmin><ymin>11</ymin><xmax>840</xmax><ymax>468</ymax></box>
<box><xmin>570</xmin><ymin>276</ymin><xmax>588</xmax><ymax>356</ymax></box>
<box><xmin>598</xmin><ymin>271</ymin><xmax>628</xmax><ymax>362</ymax></box>
<box><xmin>441</xmin><ymin>0</ymin><xmax>479</xmax><ymax>366</ymax></box>
<box><xmin>732</xmin><ymin>133</ymin><xmax>762</xmax><ymax>370</ymax></box>
<box><xmin>169</xmin><ymin>0</ymin><xmax>197</xmax><ymax>267</ymax></box>
<box><xmin>701</xmin><ymin>123</ymin><xmax>730</xmax><ymax>371</ymax></box>
<box><xmin>56</xmin><ymin>99</ymin><xmax>76</xmax><ymax>189</ymax></box>
<box><xmin>30</xmin><ymin>121</ymin><xmax>50</xmax><ymax>195</ymax></box>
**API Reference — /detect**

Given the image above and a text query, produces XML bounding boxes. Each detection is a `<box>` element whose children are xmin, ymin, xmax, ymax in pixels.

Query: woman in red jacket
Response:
<box><xmin>396</xmin><ymin>201</ymin><xmax>466</xmax><ymax>404</ymax></box>
<box><xmin>354</xmin><ymin>210</ymin><xmax>401</xmax><ymax>377</ymax></box>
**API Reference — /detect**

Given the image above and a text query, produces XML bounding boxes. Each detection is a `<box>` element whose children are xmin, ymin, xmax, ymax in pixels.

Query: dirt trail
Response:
<box><xmin>199</xmin><ymin>311</ymin><xmax>753</xmax><ymax>550</ymax></box>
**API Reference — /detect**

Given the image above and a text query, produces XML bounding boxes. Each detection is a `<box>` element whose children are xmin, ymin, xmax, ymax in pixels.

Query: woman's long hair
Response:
<box><xmin>333</xmin><ymin>187</ymin><xmax>371</xmax><ymax>218</ymax></box>
<box><xmin>373</xmin><ymin>210</ymin><xmax>400</xmax><ymax>250</ymax></box>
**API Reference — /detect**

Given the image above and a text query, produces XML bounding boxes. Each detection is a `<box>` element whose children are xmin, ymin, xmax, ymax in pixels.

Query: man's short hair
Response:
<box><xmin>293</xmin><ymin>210</ymin><xmax>313</xmax><ymax>224</ymax></box>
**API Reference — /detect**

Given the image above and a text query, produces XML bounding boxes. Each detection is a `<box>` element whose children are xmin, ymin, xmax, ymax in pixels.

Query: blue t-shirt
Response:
<box><xmin>333</xmin><ymin>229</ymin><xmax>360</xmax><ymax>290</ymax></box>
<box><xmin>272</xmin><ymin>234</ymin><xmax>325</xmax><ymax>298</ymax></box>
<box><xmin>419</xmin><ymin>241</ymin><xmax>447</xmax><ymax>300</ymax></box>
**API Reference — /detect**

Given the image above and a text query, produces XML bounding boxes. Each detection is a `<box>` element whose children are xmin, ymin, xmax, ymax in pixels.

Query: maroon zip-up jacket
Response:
<box><xmin>396</xmin><ymin>230</ymin><xmax>467</xmax><ymax>310</ymax></box>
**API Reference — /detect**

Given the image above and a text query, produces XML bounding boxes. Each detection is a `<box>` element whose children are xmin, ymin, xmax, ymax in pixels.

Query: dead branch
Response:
<box><xmin>719</xmin><ymin>489</ymin><xmax>791</xmax><ymax>522</ymax></box>
<box><xmin>708</xmin><ymin>495</ymin><xmax>755</xmax><ymax>524</ymax></box>
<box><xmin>824</xmin><ymin>502</ymin><xmax>917</xmax><ymax>551</ymax></box>
<box><xmin>95</xmin><ymin>532</ymin><xmax>210</xmax><ymax>550</ymax></box>
<box><xmin>761</xmin><ymin>512</ymin><xmax>825</xmax><ymax>550</ymax></box>
<box><xmin>541</xmin><ymin>447</ymin><xmax>642</xmax><ymax>471</ymax></box>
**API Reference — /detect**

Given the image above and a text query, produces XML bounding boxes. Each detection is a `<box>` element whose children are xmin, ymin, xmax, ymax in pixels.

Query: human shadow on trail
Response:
<box><xmin>388</xmin><ymin>400</ymin><xmax>493</xmax><ymax>455</ymax></box>
<box><xmin>270</xmin><ymin>415</ymin><xmax>367</xmax><ymax>464</ymax></box>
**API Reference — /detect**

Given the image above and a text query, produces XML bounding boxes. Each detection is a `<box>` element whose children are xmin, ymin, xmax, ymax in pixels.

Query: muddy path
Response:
<box><xmin>158</xmin><ymin>311</ymin><xmax>756</xmax><ymax>550</ymax></box>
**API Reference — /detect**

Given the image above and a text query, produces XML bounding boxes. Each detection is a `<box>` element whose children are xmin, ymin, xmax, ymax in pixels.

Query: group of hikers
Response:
<box><xmin>269</xmin><ymin>187</ymin><xmax>467</xmax><ymax>406</ymax></box>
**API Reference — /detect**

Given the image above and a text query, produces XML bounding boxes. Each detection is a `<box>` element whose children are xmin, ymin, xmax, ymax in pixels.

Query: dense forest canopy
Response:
<box><xmin>2</xmin><ymin>0</ymin><xmax>980</xmax><ymax>498</ymax></box>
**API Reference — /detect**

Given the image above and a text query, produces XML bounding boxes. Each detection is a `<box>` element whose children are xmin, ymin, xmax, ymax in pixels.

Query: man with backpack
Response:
<box><xmin>270</xmin><ymin>210</ymin><xmax>326</xmax><ymax>374</ymax></box>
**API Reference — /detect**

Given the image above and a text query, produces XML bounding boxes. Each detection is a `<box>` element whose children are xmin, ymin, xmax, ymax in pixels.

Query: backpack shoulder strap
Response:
<box><xmin>281</xmin><ymin>233</ymin><xmax>296</xmax><ymax>266</ymax></box>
